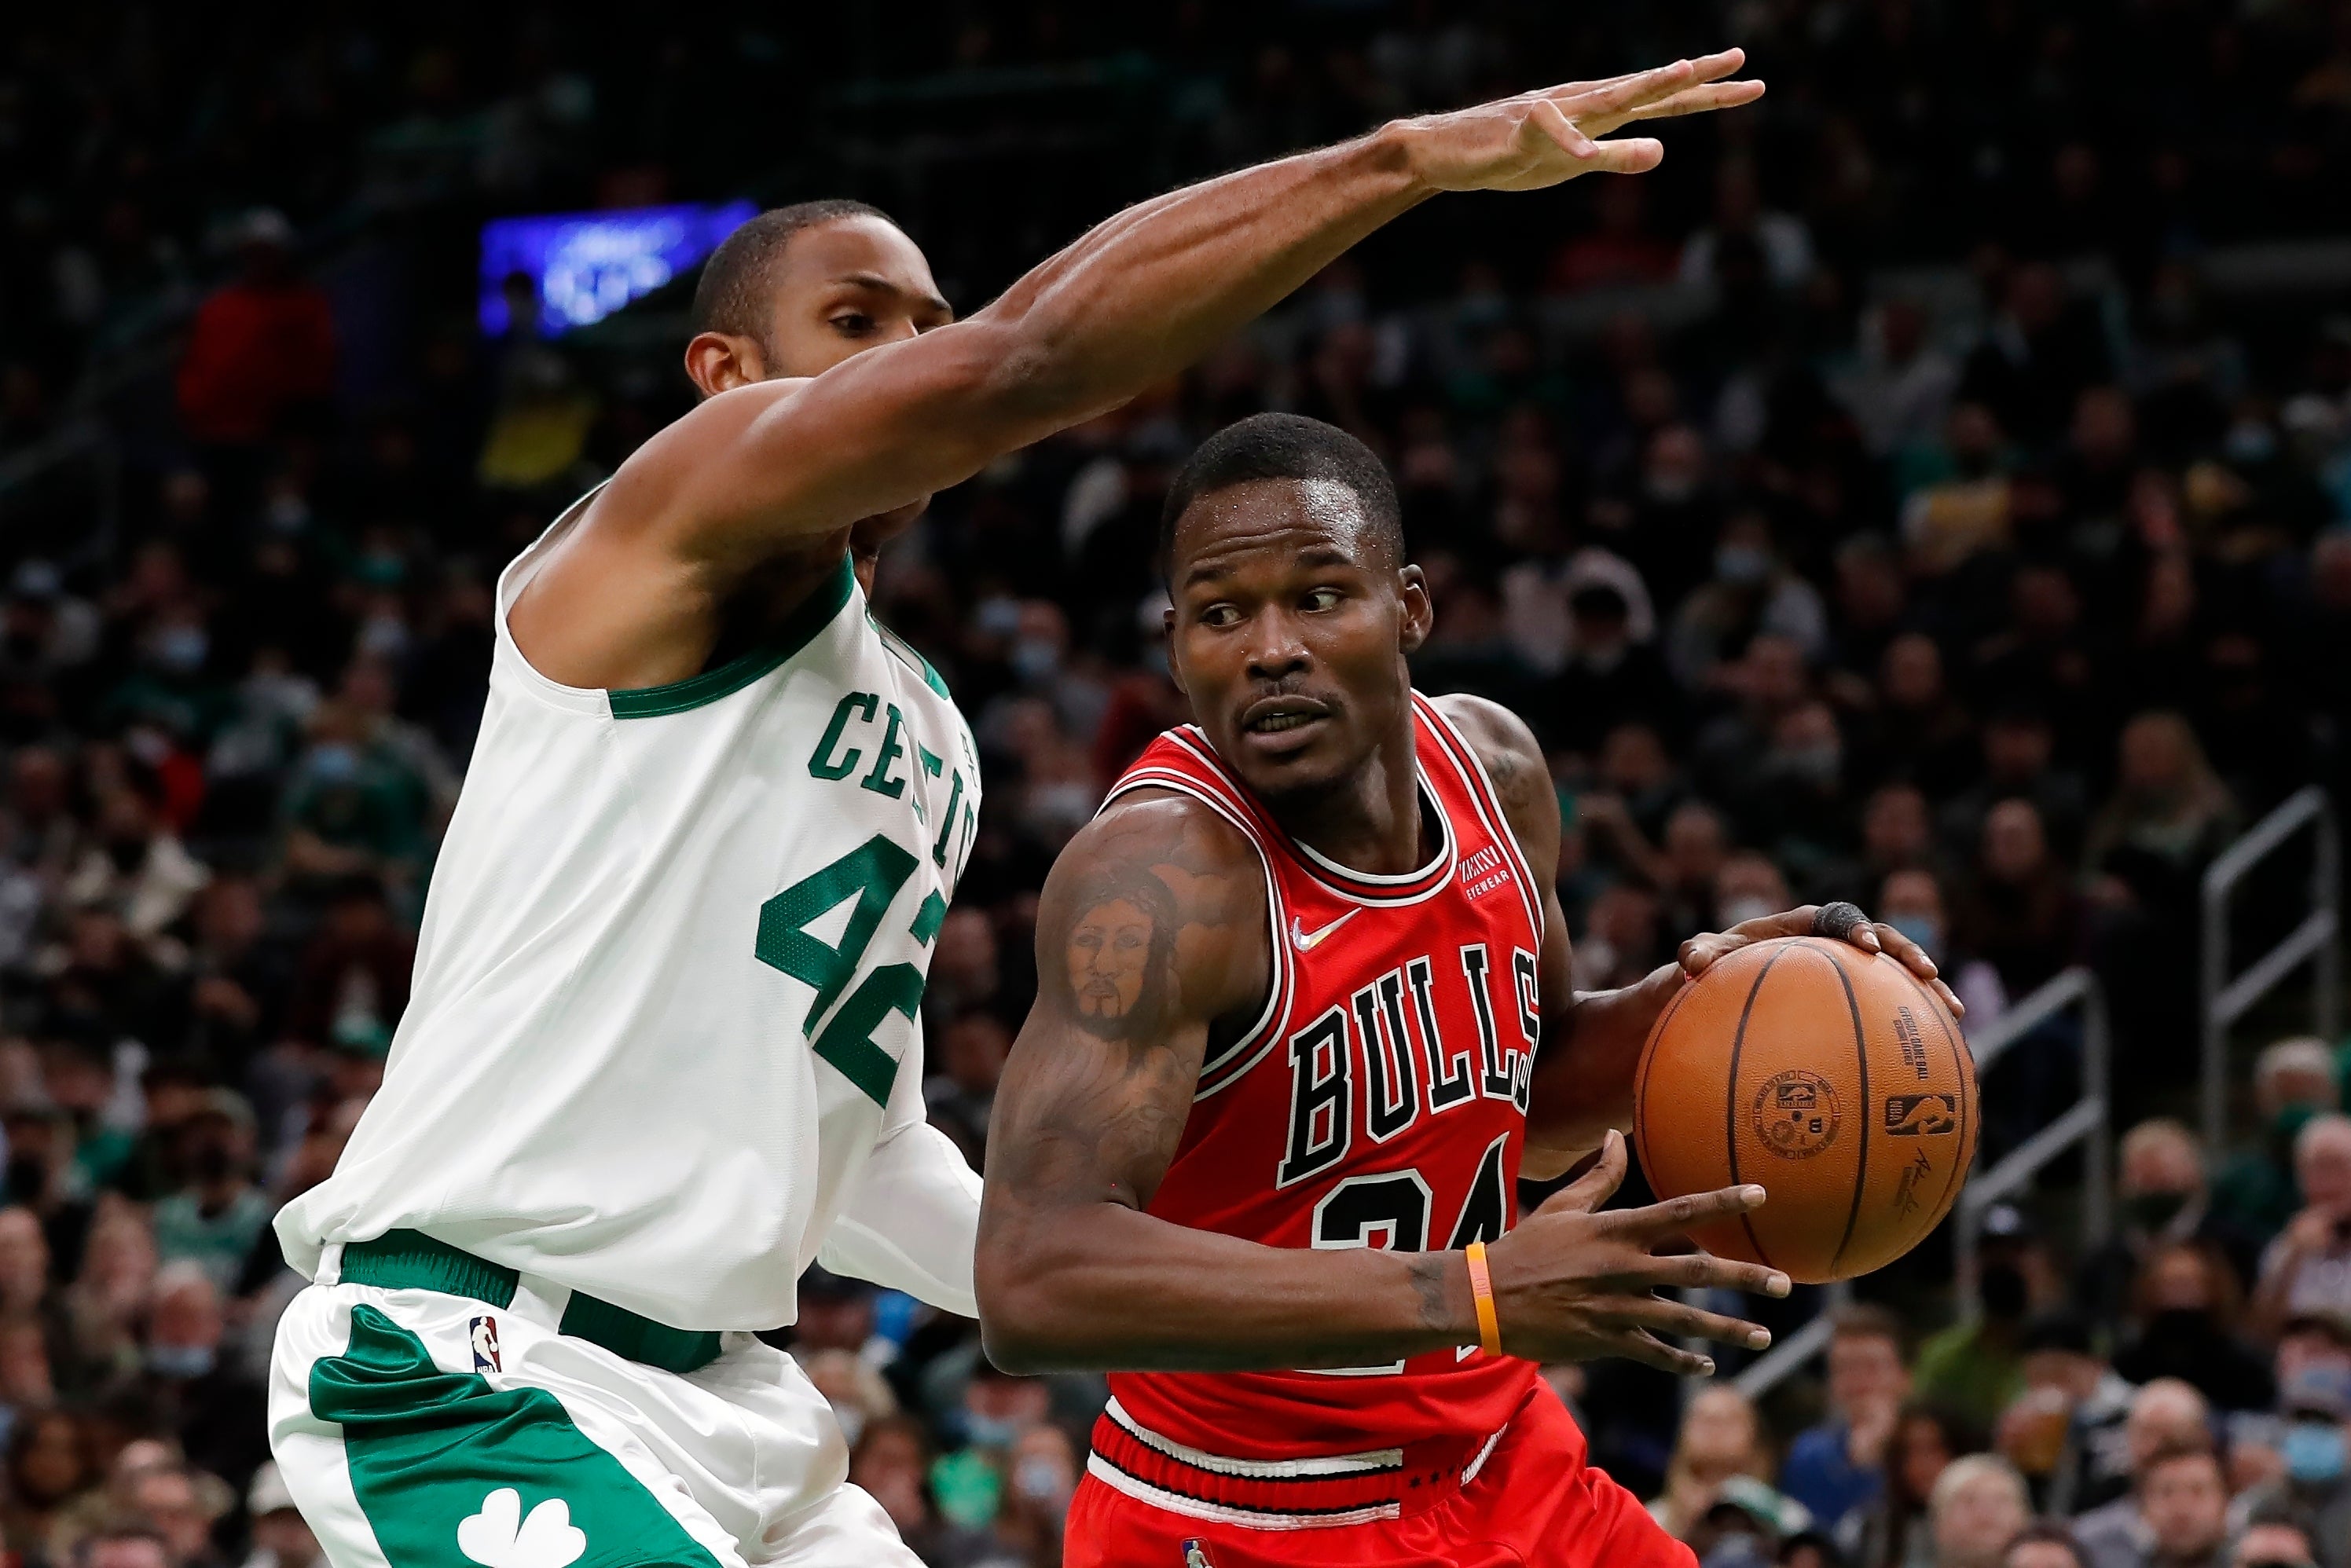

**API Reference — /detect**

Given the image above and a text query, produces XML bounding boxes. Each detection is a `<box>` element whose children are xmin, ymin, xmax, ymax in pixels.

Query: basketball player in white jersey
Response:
<box><xmin>267</xmin><ymin>53</ymin><xmax>1765</xmax><ymax>1568</ymax></box>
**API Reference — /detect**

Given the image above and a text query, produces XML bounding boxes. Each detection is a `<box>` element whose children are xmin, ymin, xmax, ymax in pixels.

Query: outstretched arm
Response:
<box><xmin>609</xmin><ymin>54</ymin><xmax>1763</xmax><ymax>573</ymax></box>
<box><xmin>976</xmin><ymin>789</ymin><xmax>1790</xmax><ymax>1376</ymax></box>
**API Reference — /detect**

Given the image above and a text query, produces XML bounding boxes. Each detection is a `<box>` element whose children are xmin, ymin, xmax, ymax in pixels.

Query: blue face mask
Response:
<box><xmin>2284</xmin><ymin>1421</ymin><xmax>2345</xmax><ymax>1485</ymax></box>
<box><xmin>146</xmin><ymin>1343</ymin><xmax>216</xmax><ymax>1380</ymax></box>
<box><xmin>961</xmin><ymin>1411</ymin><xmax>1025</xmax><ymax>1449</ymax></box>
<box><xmin>1885</xmin><ymin>914</ymin><xmax>1945</xmax><ymax>965</ymax></box>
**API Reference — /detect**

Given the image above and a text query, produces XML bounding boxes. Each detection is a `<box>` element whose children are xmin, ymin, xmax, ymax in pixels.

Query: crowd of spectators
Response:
<box><xmin>3</xmin><ymin>2</ymin><xmax>2351</xmax><ymax>1567</ymax></box>
<box><xmin>1638</xmin><ymin>1074</ymin><xmax>2351</xmax><ymax>1568</ymax></box>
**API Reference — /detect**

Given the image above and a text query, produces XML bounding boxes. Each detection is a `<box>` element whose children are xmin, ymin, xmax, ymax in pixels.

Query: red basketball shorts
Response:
<box><xmin>1064</xmin><ymin>1379</ymin><xmax>1696</xmax><ymax>1568</ymax></box>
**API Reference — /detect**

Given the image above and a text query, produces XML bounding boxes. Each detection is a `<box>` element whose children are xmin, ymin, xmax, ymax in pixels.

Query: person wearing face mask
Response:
<box><xmin>1877</xmin><ymin>868</ymin><xmax>2009</xmax><ymax>1028</ymax></box>
<box><xmin>2216</xmin><ymin>1039</ymin><xmax>2342</xmax><ymax>1247</ymax></box>
<box><xmin>2256</xmin><ymin>1116</ymin><xmax>2351</xmax><ymax>1344</ymax></box>
<box><xmin>1715</xmin><ymin>850</ymin><xmax>1796</xmax><ymax>935</ymax></box>
<box><xmin>1546</xmin><ymin>580</ymin><xmax>1684</xmax><ymax>757</ymax></box>
<box><xmin>151</xmin><ymin>1092</ymin><xmax>270</xmax><ymax>1298</ymax></box>
<box><xmin>1737</xmin><ymin>701</ymin><xmax>1853</xmax><ymax>885</ymax></box>
<box><xmin>2116</xmin><ymin>1242</ymin><xmax>2276</xmax><ymax>1414</ymax></box>
<box><xmin>2081</xmin><ymin>1121</ymin><xmax>2261</xmax><ymax>1328</ymax></box>
<box><xmin>1915</xmin><ymin>1208</ymin><xmax>2049</xmax><ymax>1431</ymax></box>
<box><xmin>138</xmin><ymin>1262</ymin><xmax>270</xmax><ymax>1497</ymax></box>
<box><xmin>2232</xmin><ymin>1368</ymin><xmax>2351</xmax><ymax>1568</ymax></box>
<box><xmin>1666</xmin><ymin>513</ymin><xmax>1828</xmax><ymax>695</ymax></box>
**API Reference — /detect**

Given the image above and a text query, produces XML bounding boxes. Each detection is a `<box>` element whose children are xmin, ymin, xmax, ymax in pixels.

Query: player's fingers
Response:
<box><xmin>1608</xmin><ymin>1328</ymin><xmax>1718</xmax><ymax>1378</ymax></box>
<box><xmin>1611</xmin><ymin>1180</ymin><xmax>1767</xmax><ymax>1241</ymax></box>
<box><xmin>1524</xmin><ymin>97</ymin><xmax>1600</xmax><ymax>161</ymax></box>
<box><xmin>1929</xmin><ymin>974</ymin><xmax>1968</xmax><ymax>1020</ymax></box>
<box><xmin>1623</xmin><ymin>79</ymin><xmax>1769</xmax><ymax>122</ymax></box>
<box><xmin>1808</xmin><ymin>901</ymin><xmax>1880</xmax><ymax>952</ymax></box>
<box><xmin>1619</xmin><ymin>1296</ymin><xmax>1775</xmax><ymax>1352</ymax></box>
<box><xmin>1866</xmin><ymin>919</ymin><xmax>1935</xmax><ymax>977</ymax></box>
<box><xmin>1537</xmin><ymin>69</ymin><xmax>1642</xmax><ymax>104</ymax></box>
<box><xmin>1556</xmin><ymin>57</ymin><xmax>1698</xmax><ymax>119</ymax></box>
<box><xmin>1537</xmin><ymin>1128</ymin><xmax>1628</xmax><ymax>1214</ymax></box>
<box><xmin>1568</xmin><ymin>137</ymin><xmax>1667</xmax><ymax>178</ymax></box>
<box><xmin>1637</xmin><ymin>1250</ymin><xmax>1795</xmax><ymax>1299</ymax></box>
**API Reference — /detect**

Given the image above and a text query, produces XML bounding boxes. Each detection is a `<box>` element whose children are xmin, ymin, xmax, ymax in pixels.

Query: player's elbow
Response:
<box><xmin>972</xmin><ymin>1226</ymin><xmax>1065</xmax><ymax>1375</ymax></box>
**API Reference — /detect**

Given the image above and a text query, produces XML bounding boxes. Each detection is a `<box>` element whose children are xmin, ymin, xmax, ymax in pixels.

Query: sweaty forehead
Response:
<box><xmin>1173</xmin><ymin>478</ymin><xmax>1389</xmax><ymax>584</ymax></box>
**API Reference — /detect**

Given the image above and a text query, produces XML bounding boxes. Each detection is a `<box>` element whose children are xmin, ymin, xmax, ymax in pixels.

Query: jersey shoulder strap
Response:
<box><xmin>1410</xmin><ymin>692</ymin><xmax>1546</xmax><ymax>949</ymax></box>
<box><xmin>1103</xmin><ymin>727</ymin><xmax>1294</xmax><ymax>1101</ymax></box>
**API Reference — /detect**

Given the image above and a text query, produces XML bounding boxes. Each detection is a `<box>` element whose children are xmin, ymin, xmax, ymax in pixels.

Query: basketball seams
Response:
<box><xmin>1890</xmin><ymin>965</ymin><xmax>1974</xmax><ymax>1236</ymax></box>
<box><xmin>1632</xmin><ymin>974</ymin><xmax>1699</xmax><ymax>1179</ymax></box>
<box><xmin>1723</xmin><ymin>940</ymin><xmax>1793</xmax><ymax>1270</ymax></box>
<box><xmin>1819</xmin><ymin>943</ymin><xmax>1872</xmax><ymax>1280</ymax></box>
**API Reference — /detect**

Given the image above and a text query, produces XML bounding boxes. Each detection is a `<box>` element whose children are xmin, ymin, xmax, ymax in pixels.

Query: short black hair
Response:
<box><xmin>691</xmin><ymin>200</ymin><xmax>895</xmax><ymax>341</ymax></box>
<box><xmin>1159</xmin><ymin>412</ymin><xmax>1403</xmax><ymax>579</ymax></box>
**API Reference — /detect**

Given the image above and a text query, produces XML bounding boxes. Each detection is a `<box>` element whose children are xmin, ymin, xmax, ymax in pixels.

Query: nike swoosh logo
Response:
<box><xmin>1290</xmin><ymin>910</ymin><xmax>1362</xmax><ymax>951</ymax></box>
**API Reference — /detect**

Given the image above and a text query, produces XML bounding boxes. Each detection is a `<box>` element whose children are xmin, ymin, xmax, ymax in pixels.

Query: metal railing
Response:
<box><xmin>1732</xmin><ymin>1280</ymin><xmax>1850</xmax><ymax>1400</ymax></box>
<box><xmin>1733</xmin><ymin>966</ymin><xmax>2111</xmax><ymax>1397</ymax></box>
<box><xmin>2200</xmin><ymin>786</ymin><xmax>2341</xmax><ymax>1149</ymax></box>
<box><xmin>1953</xmin><ymin>967</ymin><xmax>2111</xmax><ymax>1321</ymax></box>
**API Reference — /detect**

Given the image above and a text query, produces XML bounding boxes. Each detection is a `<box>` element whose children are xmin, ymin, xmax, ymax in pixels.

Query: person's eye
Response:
<box><xmin>1304</xmin><ymin>588</ymin><xmax>1342</xmax><ymax>612</ymax></box>
<box><xmin>1201</xmin><ymin>605</ymin><xmax>1241</xmax><ymax>629</ymax></box>
<box><xmin>830</xmin><ymin>313</ymin><xmax>875</xmax><ymax>336</ymax></box>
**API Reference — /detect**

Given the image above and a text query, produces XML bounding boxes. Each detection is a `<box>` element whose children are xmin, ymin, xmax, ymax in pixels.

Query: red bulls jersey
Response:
<box><xmin>1100</xmin><ymin>693</ymin><xmax>1546</xmax><ymax>1488</ymax></box>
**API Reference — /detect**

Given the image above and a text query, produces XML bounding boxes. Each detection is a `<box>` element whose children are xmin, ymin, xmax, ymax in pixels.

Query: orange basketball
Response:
<box><xmin>1631</xmin><ymin>936</ymin><xmax>1979</xmax><ymax>1284</ymax></box>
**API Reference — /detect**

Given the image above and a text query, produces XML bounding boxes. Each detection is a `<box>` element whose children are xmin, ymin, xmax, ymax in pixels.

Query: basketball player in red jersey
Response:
<box><xmin>975</xmin><ymin>416</ymin><xmax>1962</xmax><ymax>1567</ymax></box>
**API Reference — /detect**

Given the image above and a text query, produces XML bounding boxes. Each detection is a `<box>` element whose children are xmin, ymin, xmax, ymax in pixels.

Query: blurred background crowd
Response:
<box><xmin>6</xmin><ymin>2</ymin><xmax>2351</xmax><ymax>1566</ymax></box>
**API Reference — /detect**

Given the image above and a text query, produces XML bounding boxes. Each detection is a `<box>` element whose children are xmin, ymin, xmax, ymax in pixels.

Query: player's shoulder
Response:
<box><xmin>1044</xmin><ymin>785</ymin><xmax>1272</xmax><ymax>1019</ymax></box>
<box><xmin>1426</xmin><ymin>692</ymin><xmax>1550</xmax><ymax>822</ymax></box>
<box><xmin>1079</xmin><ymin>785</ymin><xmax>1264</xmax><ymax>886</ymax></box>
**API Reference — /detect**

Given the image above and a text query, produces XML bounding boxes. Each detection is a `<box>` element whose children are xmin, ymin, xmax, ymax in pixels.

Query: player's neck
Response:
<box><xmin>1267</xmin><ymin>727</ymin><xmax>1429</xmax><ymax>877</ymax></box>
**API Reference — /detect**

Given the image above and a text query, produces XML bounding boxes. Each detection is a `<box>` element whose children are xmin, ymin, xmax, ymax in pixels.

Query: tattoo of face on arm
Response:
<box><xmin>989</xmin><ymin>802</ymin><xmax>1263</xmax><ymax>1216</ymax></box>
<box><xmin>1064</xmin><ymin>875</ymin><xmax>1182</xmax><ymax>1042</ymax></box>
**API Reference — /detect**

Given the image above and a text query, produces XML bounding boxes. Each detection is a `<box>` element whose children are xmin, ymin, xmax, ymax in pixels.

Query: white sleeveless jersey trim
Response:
<box><xmin>1410</xmin><ymin>694</ymin><xmax>1546</xmax><ymax>949</ymax></box>
<box><xmin>277</xmin><ymin>484</ymin><xmax>982</xmax><ymax>1331</ymax></box>
<box><xmin>1161</xmin><ymin>728</ymin><xmax>1458</xmax><ymax>908</ymax></box>
<box><xmin>1098</xmin><ymin>768</ymin><xmax>1292</xmax><ymax>1101</ymax></box>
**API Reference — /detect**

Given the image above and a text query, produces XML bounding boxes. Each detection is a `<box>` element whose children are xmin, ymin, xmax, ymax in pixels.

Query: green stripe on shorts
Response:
<box><xmin>310</xmin><ymin>1305</ymin><xmax>723</xmax><ymax>1568</ymax></box>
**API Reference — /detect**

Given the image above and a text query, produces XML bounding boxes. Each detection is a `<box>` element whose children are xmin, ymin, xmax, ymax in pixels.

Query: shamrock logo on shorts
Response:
<box><xmin>457</xmin><ymin>1488</ymin><xmax>588</xmax><ymax>1568</ymax></box>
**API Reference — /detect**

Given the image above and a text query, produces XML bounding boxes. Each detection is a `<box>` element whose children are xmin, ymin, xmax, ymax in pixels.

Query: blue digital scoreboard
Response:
<box><xmin>479</xmin><ymin>200</ymin><xmax>757</xmax><ymax>335</ymax></box>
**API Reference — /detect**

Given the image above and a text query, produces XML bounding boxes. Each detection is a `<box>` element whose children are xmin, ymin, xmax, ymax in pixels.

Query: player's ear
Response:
<box><xmin>1396</xmin><ymin>564</ymin><xmax>1432</xmax><ymax>656</ymax></box>
<box><xmin>1161</xmin><ymin>606</ymin><xmax>1190</xmax><ymax>699</ymax></box>
<box><xmin>684</xmin><ymin>331</ymin><xmax>768</xmax><ymax>398</ymax></box>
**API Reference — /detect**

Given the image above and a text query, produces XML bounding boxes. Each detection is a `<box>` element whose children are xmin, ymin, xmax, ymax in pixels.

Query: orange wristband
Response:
<box><xmin>1464</xmin><ymin>1240</ymin><xmax>1502</xmax><ymax>1357</ymax></box>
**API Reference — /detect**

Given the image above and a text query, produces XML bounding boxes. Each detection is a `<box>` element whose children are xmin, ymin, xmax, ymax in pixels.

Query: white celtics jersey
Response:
<box><xmin>275</xmin><ymin>496</ymin><xmax>982</xmax><ymax>1331</ymax></box>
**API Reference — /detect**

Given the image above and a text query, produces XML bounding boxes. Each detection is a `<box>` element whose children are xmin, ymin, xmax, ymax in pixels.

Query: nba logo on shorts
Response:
<box><xmin>1181</xmin><ymin>1541</ymin><xmax>1215</xmax><ymax>1567</ymax></box>
<box><xmin>470</xmin><ymin>1315</ymin><xmax>501</xmax><ymax>1373</ymax></box>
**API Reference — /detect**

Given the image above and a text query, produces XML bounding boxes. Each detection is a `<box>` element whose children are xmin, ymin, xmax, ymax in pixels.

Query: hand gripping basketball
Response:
<box><xmin>1480</xmin><ymin>1130</ymin><xmax>1791</xmax><ymax>1375</ymax></box>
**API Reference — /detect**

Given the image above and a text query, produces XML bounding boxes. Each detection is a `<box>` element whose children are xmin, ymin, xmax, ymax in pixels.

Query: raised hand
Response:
<box><xmin>1397</xmin><ymin>50</ymin><xmax>1765</xmax><ymax>193</ymax></box>
<box><xmin>1679</xmin><ymin>899</ymin><xmax>1966</xmax><ymax>1019</ymax></box>
<box><xmin>1484</xmin><ymin>1130</ymin><xmax>1790</xmax><ymax>1374</ymax></box>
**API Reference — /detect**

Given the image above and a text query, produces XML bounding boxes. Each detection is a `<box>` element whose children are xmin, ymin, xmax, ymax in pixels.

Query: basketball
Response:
<box><xmin>1633</xmin><ymin>936</ymin><xmax>1979</xmax><ymax>1284</ymax></box>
